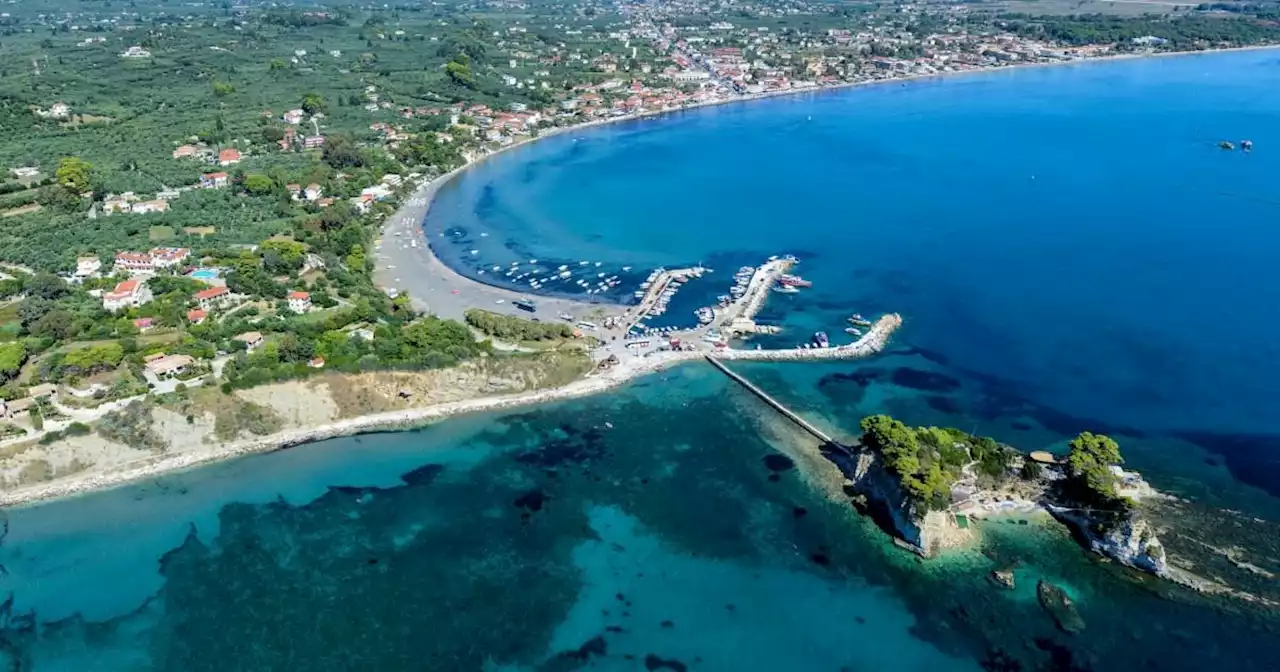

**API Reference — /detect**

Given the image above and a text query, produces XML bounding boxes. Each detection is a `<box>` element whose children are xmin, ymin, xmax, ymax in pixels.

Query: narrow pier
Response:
<box><xmin>705</xmin><ymin>355</ymin><xmax>834</xmax><ymax>444</ymax></box>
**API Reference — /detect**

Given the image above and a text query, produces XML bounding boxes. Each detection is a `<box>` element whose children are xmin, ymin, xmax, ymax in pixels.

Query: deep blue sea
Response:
<box><xmin>5</xmin><ymin>51</ymin><xmax>1280</xmax><ymax>670</ymax></box>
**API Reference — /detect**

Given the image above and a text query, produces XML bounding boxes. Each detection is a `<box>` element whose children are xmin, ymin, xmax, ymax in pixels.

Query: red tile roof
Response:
<box><xmin>194</xmin><ymin>287</ymin><xmax>229</xmax><ymax>300</ymax></box>
<box><xmin>288</xmin><ymin>291</ymin><xmax>310</xmax><ymax>300</ymax></box>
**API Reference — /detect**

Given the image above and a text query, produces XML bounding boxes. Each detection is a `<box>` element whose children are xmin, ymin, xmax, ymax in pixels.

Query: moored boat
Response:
<box><xmin>778</xmin><ymin>274</ymin><xmax>812</xmax><ymax>288</ymax></box>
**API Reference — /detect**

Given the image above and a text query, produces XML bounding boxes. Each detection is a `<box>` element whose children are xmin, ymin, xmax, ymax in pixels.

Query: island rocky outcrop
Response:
<box><xmin>839</xmin><ymin>416</ymin><xmax>1172</xmax><ymax>581</ymax></box>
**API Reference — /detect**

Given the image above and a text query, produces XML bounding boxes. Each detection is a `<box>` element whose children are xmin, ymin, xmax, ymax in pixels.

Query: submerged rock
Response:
<box><xmin>992</xmin><ymin>568</ymin><xmax>1015</xmax><ymax>589</ymax></box>
<box><xmin>644</xmin><ymin>654</ymin><xmax>688</xmax><ymax>671</ymax></box>
<box><xmin>762</xmin><ymin>453</ymin><xmax>795</xmax><ymax>472</ymax></box>
<box><xmin>1037</xmin><ymin>580</ymin><xmax>1085</xmax><ymax>634</ymax></box>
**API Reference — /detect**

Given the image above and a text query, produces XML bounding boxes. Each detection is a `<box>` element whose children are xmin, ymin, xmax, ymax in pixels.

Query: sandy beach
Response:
<box><xmin>373</xmin><ymin>42</ymin><xmax>1280</xmax><ymax>324</ymax></box>
<box><xmin>8</xmin><ymin>45</ymin><xmax>1272</xmax><ymax>508</ymax></box>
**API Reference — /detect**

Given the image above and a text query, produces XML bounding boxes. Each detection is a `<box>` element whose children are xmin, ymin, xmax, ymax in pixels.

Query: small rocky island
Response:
<box><xmin>841</xmin><ymin>415</ymin><xmax>1167</xmax><ymax>578</ymax></box>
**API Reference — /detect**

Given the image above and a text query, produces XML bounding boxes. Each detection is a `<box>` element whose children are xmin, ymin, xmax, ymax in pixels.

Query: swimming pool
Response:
<box><xmin>188</xmin><ymin>268</ymin><xmax>218</xmax><ymax>281</ymax></box>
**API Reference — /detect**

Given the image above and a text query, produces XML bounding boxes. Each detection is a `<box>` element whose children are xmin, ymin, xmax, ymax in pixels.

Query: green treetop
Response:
<box><xmin>1065</xmin><ymin>432</ymin><xmax>1124</xmax><ymax>501</ymax></box>
<box><xmin>55</xmin><ymin>157</ymin><xmax>93</xmax><ymax>194</ymax></box>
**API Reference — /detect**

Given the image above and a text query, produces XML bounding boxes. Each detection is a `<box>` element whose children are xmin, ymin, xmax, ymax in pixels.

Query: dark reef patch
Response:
<box><xmin>762</xmin><ymin>453</ymin><xmax>796</xmax><ymax>473</ymax></box>
<box><xmin>925</xmin><ymin>395</ymin><xmax>961</xmax><ymax>414</ymax></box>
<box><xmin>895</xmin><ymin>346</ymin><xmax>952</xmax><ymax>367</ymax></box>
<box><xmin>644</xmin><ymin>654</ymin><xmax>688</xmax><ymax>672</ymax></box>
<box><xmin>816</xmin><ymin>369</ymin><xmax>886</xmax><ymax>391</ymax></box>
<box><xmin>890</xmin><ymin>368</ymin><xmax>962</xmax><ymax>393</ymax></box>
<box><xmin>1176</xmin><ymin>430</ymin><xmax>1280</xmax><ymax>500</ymax></box>
<box><xmin>400</xmin><ymin>463</ymin><xmax>445</xmax><ymax>486</ymax></box>
<box><xmin>514</xmin><ymin>489</ymin><xmax>549</xmax><ymax>513</ymax></box>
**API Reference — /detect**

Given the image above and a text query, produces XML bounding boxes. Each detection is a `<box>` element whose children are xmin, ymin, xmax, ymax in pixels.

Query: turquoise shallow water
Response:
<box><xmin>4</xmin><ymin>365</ymin><xmax>1280</xmax><ymax>670</ymax></box>
<box><xmin>5</xmin><ymin>51</ymin><xmax>1280</xmax><ymax>670</ymax></box>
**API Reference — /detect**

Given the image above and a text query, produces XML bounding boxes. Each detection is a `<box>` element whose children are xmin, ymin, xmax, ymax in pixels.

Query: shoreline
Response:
<box><xmin>0</xmin><ymin>314</ymin><xmax>902</xmax><ymax>507</ymax></box>
<box><xmin>7</xmin><ymin>45</ymin><xmax>1273</xmax><ymax>508</ymax></box>
<box><xmin>377</xmin><ymin>42</ymin><xmax>1280</xmax><ymax>314</ymax></box>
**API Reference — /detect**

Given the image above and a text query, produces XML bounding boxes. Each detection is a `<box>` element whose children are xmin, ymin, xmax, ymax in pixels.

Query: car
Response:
<box><xmin>495</xmin><ymin>299</ymin><xmax>505</xmax><ymax>304</ymax></box>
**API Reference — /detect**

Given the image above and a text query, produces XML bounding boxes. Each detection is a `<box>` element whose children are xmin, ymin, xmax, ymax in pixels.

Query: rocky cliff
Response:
<box><xmin>843</xmin><ymin>449</ymin><xmax>970</xmax><ymax>556</ymax></box>
<box><xmin>1053</xmin><ymin>509</ymin><xmax>1169</xmax><ymax>577</ymax></box>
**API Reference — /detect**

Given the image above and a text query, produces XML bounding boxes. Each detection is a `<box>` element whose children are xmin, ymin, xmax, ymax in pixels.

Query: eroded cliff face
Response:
<box><xmin>1089</xmin><ymin>515</ymin><xmax>1169</xmax><ymax>576</ymax></box>
<box><xmin>846</xmin><ymin>450</ymin><xmax>929</xmax><ymax>555</ymax></box>
<box><xmin>1055</xmin><ymin>510</ymin><xmax>1169</xmax><ymax>577</ymax></box>
<box><xmin>843</xmin><ymin>450</ymin><xmax>975</xmax><ymax>557</ymax></box>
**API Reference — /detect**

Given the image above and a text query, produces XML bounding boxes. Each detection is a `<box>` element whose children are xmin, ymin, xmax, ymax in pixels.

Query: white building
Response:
<box><xmin>194</xmin><ymin>286</ymin><xmax>233</xmax><ymax>310</ymax></box>
<box><xmin>287</xmin><ymin>291</ymin><xmax>312</xmax><ymax>313</ymax></box>
<box><xmin>102</xmin><ymin>279</ymin><xmax>152</xmax><ymax>312</ymax></box>
<box><xmin>670</xmin><ymin>70</ymin><xmax>711</xmax><ymax>84</ymax></box>
<box><xmin>75</xmin><ymin>256</ymin><xmax>102</xmax><ymax>278</ymax></box>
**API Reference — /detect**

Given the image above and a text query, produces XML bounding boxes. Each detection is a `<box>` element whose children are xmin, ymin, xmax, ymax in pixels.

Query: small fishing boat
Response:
<box><xmin>813</xmin><ymin>332</ymin><xmax>829</xmax><ymax>348</ymax></box>
<box><xmin>848</xmin><ymin>314</ymin><xmax>872</xmax><ymax>327</ymax></box>
<box><xmin>772</xmin><ymin>284</ymin><xmax>799</xmax><ymax>294</ymax></box>
<box><xmin>778</xmin><ymin>274</ymin><xmax>811</xmax><ymax>288</ymax></box>
<box><xmin>844</xmin><ymin>327</ymin><xmax>862</xmax><ymax>336</ymax></box>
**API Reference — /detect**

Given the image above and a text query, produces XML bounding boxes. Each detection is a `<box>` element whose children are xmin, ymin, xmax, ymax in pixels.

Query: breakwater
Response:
<box><xmin>718</xmin><ymin>313</ymin><xmax>902</xmax><ymax>361</ymax></box>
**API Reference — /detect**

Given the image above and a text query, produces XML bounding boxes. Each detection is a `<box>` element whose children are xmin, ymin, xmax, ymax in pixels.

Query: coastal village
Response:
<box><xmin>0</xmin><ymin>0</ymin><xmax>1274</xmax><ymax>619</ymax></box>
<box><xmin>1</xmin><ymin>3</ymin><xmax>1280</xmax><ymax>671</ymax></box>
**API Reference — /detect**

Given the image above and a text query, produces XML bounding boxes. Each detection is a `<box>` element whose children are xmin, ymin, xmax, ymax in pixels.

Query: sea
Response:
<box><xmin>4</xmin><ymin>50</ymin><xmax>1280</xmax><ymax>670</ymax></box>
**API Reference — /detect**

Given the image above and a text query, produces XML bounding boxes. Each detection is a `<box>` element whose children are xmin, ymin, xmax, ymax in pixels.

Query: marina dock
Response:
<box><xmin>632</xmin><ymin>266</ymin><xmax>705</xmax><ymax>314</ymax></box>
<box><xmin>717</xmin><ymin>257</ymin><xmax>794</xmax><ymax>336</ymax></box>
